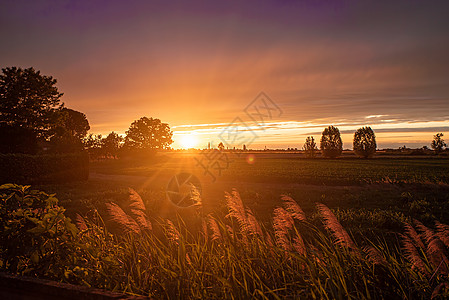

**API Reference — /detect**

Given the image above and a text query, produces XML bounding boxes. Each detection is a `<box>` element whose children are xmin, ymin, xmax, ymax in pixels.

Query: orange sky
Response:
<box><xmin>1</xmin><ymin>1</ymin><xmax>448</xmax><ymax>149</ymax></box>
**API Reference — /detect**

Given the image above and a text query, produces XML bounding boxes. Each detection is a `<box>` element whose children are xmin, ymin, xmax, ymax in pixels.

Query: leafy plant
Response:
<box><xmin>0</xmin><ymin>184</ymin><xmax>77</xmax><ymax>276</ymax></box>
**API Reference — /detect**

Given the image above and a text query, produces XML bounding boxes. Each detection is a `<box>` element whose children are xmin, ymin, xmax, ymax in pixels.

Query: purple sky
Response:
<box><xmin>1</xmin><ymin>0</ymin><xmax>449</xmax><ymax>148</ymax></box>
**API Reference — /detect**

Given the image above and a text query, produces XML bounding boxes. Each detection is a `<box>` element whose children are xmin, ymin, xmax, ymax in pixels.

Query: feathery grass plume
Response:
<box><xmin>427</xmin><ymin>238</ymin><xmax>448</xmax><ymax>275</ymax></box>
<box><xmin>128</xmin><ymin>188</ymin><xmax>146</xmax><ymax>211</ymax></box>
<box><xmin>127</xmin><ymin>188</ymin><xmax>152</xmax><ymax>230</ymax></box>
<box><xmin>413</xmin><ymin>220</ymin><xmax>448</xmax><ymax>272</ymax></box>
<box><xmin>105</xmin><ymin>202</ymin><xmax>140</xmax><ymax>234</ymax></box>
<box><xmin>281</xmin><ymin>195</ymin><xmax>306</xmax><ymax>222</ymax></box>
<box><xmin>400</xmin><ymin>233</ymin><xmax>429</xmax><ymax>276</ymax></box>
<box><xmin>226</xmin><ymin>225</ymin><xmax>234</xmax><ymax>240</ymax></box>
<box><xmin>414</xmin><ymin>220</ymin><xmax>435</xmax><ymax>245</ymax></box>
<box><xmin>316</xmin><ymin>203</ymin><xmax>357</xmax><ymax>251</ymax></box>
<box><xmin>75</xmin><ymin>213</ymin><xmax>88</xmax><ymax>231</ymax></box>
<box><xmin>225</xmin><ymin>189</ymin><xmax>262</xmax><ymax>239</ymax></box>
<box><xmin>273</xmin><ymin>207</ymin><xmax>294</xmax><ymax>251</ymax></box>
<box><xmin>166</xmin><ymin>219</ymin><xmax>181</xmax><ymax>245</ymax></box>
<box><xmin>431</xmin><ymin>282</ymin><xmax>449</xmax><ymax>299</ymax></box>
<box><xmin>245</xmin><ymin>208</ymin><xmax>264</xmax><ymax>237</ymax></box>
<box><xmin>293</xmin><ymin>234</ymin><xmax>305</xmax><ymax>255</ymax></box>
<box><xmin>362</xmin><ymin>246</ymin><xmax>387</xmax><ymax>266</ymax></box>
<box><xmin>404</xmin><ymin>222</ymin><xmax>426</xmax><ymax>250</ymax></box>
<box><xmin>201</xmin><ymin>218</ymin><xmax>209</xmax><ymax>239</ymax></box>
<box><xmin>225</xmin><ymin>189</ymin><xmax>247</xmax><ymax>229</ymax></box>
<box><xmin>436</xmin><ymin>221</ymin><xmax>449</xmax><ymax>248</ymax></box>
<box><xmin>130</xmin><ymin>210</ymin><xmax>152</xmax><ymax>230</ymax></box>
<box><xmin>207</xmin><ymin>214</ymin><xmax>222</xmax><ymax>241</ymax></box>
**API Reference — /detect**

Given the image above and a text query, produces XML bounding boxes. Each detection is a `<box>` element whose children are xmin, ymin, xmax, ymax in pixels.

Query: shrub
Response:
<box><xmin>0</xmin><ymin>152</ymin><xmax>89</xmax><ymax>184</ymax></box>
<box><xmin>0</xmin><ymin>184</ymin><xmax>78</xmax><ymax>275</ymax></box>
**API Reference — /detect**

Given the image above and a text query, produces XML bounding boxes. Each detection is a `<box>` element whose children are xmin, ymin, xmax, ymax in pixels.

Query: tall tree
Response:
<box><xmin>124</xmin><ymin>117</ymin><xmax>173</xmax><ymax>150</ymax></box>
<box><xmin>303</xmin><ymin>136</ymin><xmax>318</xmax><ymax>158</ymax></box>
<box><xmin>320</xmin><ymin>126</ymin><xmax>343</xmax><ymax>158</ymax></box>
<box><xmin>431</xmin><ymin>133</ymin><xmax>446</xmax><ymax>154</ymax></box>
<box><xmin>57</xmin><ymin>108</ymin><xmax>90</xmax><ymax>139</ymax></box>
<box><xmin>353</xmin><ymin>127</ymin><xmax>377</xmax><ymax>158</ymax></box>
<box><xmin>0</xmin><ymin>67</ymin><xmax>63</xmax><ymax>138</ymax></box>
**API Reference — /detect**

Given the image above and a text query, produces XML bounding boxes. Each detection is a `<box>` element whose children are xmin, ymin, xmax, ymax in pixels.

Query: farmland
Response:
<box><xmin>41</xmin><ymin>153</ymin><xmax>449</xmax><ymax>233</ymax></box>
<box><xmin>3</xmin><ymin>153</ymin><xmax>449</xmax><ymax>298</ymax></box>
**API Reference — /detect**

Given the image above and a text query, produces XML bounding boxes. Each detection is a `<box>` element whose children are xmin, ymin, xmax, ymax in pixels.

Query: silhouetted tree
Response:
<box><xmin>218</xmin><ymin>142</ymin><xmax>225</xmax><ymax>151</ymax></box>
<box><xmin>320</xmin><ymin>126</ymin><xmax>343</xmax><ymax>158</ymax></box>
<box><xmin>0</xmin><ymin>67</ymin><xmax>63</xmax><ymax>139</ymax></box>
<box><xmin>48</xmin><ymin>108</ymin><xmax>90</xmax><ymax>153</ymax></box>
<box><xmin>124</xmin><ymin>117</ymin><xmax>173</xmax><ymax>150</ymax></box>
<box><xmin>83</xmin><ymin>134</ymin><xmax>104</xmax><ymax>159</ymax></box>
<box><xmin>303</xmin><ymin>136</ymin><xmax>318</xmax><ymax>158</ymax></box>
<box><xmin>56</xmin><ymin>108</ymin><xmax>90</xmax><ymax>139</ymax></box>
<box><xmin>353</xmin><ymin>126</ymin><xmax>376</xmax><ymax>158</ymax></box>
<box><xmin>431</xmin><ymin>133</ymin><xmax>446</xmax><ymax>154</ymax></box>
<box><xmin>102</xmin><ymin>132</ymin><xmax>123</xmax><ymax>158</ymax></box>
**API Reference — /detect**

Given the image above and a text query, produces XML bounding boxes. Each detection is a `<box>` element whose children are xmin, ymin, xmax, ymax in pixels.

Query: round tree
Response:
<box><xmin>303</xmin><ymin>136</ymin><xmax>318</xmax><ymax>158</ymax></box>
<box><xmin>320</xmin><ymin>126</ymin><xmax>343</xmax><ymax>158</ymax></box>
<box><xmin>0</xmin><ymin>67</ymin><xmax>63</xmax><ymax>137</ymax></box>
<box><xmin>124</xmin><ymin>117</ymin><xmax>173</xmax><ymax>150</ymax></box>
<box><xmin>353</xmin><ymin>126</ymin><xmax>377</xmax><ymax>158</ymax></box>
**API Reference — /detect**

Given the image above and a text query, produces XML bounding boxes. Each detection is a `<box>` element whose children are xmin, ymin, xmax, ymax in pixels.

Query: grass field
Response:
<box><xmin>38</xmin><ymin>153</ymin><xmax>449</xmax><ymax>235</ymax></box>
<box><xmin>5</xmin><ymin>152</ymin><xmax>449</xmax><ymax>298</ymax></box>
<box><xmin>5</xmin><ymin>153</ymin><xmax>449</xmax><ymax>299</ymax></box>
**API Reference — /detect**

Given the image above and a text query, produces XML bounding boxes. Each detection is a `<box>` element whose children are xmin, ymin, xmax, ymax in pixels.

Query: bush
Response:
<box><xmin>0</xmin><ymin>152</ymin><xmax>89</xmax><ymax>184</ymax></box>
<box><xmin>0</xmin><ymin>184</ymin><xmax>78</xmax><ymax>275</ymax></box>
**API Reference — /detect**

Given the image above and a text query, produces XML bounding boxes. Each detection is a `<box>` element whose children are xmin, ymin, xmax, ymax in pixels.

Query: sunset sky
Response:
<box><xmin>1</xmin><ymin>0</ymin><xmax>448</xmax><ymax>149</ymax></box>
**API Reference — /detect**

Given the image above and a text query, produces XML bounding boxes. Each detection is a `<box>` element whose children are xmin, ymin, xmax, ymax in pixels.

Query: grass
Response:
<box><xmin>2</xmin><ymin>184</ymin><xmax>449</xmax><ymax>298</ymax></box>
<box><xmin>3</xmin><ymin>154</ymin><xmax>449</xmax><ymax>298</ymax></box>
<box><xmin>90</xmin><ymin>153</ymin><xmax>449</xmax><ymax>185</ymax></box>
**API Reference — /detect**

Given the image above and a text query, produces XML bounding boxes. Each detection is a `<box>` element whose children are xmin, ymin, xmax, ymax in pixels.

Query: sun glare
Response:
<box><xmin>180</xmin><ymin>133</ymin><xmax>198</xmax><ymax>149</ymax></box>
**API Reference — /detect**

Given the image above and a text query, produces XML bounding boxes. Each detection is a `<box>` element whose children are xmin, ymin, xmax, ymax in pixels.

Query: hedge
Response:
<box><xmin>0</xmin><ymin>152</ymin><xmax>89</xmax><ymax>184</ymax></box>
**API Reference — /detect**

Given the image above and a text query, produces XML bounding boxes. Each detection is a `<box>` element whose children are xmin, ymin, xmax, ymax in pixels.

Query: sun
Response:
<box><xmin>180</xmin><ymin>133</ymin><xmax>198</xmax><ymax>149</ymax></box>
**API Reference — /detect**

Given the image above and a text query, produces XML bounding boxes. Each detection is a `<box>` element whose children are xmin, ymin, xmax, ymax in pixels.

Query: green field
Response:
<box><xmin>39</xmin><ymin>153</ymin><xmax>449</xmax><ymax>234</ymax></box>
<box><xmin>4</xmin><ymin>153</ymin><xmax>449</xmax><ymax>298</ymax></box>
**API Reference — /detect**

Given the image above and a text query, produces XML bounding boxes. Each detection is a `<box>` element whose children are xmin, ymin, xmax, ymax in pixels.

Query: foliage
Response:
<box><xmin>83</xmin><ymin>134</ymin><xmax>104</xmax><ymax>159</ymax></box>
<box><xmin>0</xmin><ymin>153</ymin><xmax>89</xmax><ymax>184</ymax></box>
<box><xmin>320</xmin><ymin>126</ymin><xmax>343</xmax><ymax>158</ymax></box>
<box><xmin>2</xmin><ymin>185</ymin><xmax>449</xmax><ymax>298</ymax></box>
<box><xmin>48</xmin><ymin>108</ymin><xmax>90</xmax><ymax>153</ymax></box>
<box><xmin>0</xmin><ymin>184</ymin><xmax>78</xmax><ymax>275</ymax></box>
<box><xmin>0</xmin><ymin>67</ymin><xmax>63</xmax><ymax>138</ymax></box>
<box><xmin>56</xmin><ymin>108</ymin><xmax>90</xmax><ymax>140</ymax></box>
<box><xmin>0</xmin><ymin>184</ymin><xmax>124</xmax><ymax>288</ymax></box>
<box><xmin>102</xmin><ymin>132</ymin><xmax>123</xmax><ymax>158</ymax></box>
<box><xmin>303</xmin><ymin>136</ymin><xmax>318</xmax><ymax>158</ymax></box>
<box><xmin>353</xmin><ymin>126</ymin><xmax>377</xmax><ymax>158</ymax></box>
<box><xmin>0</xmin><ymin>124</ymin><xmax>38</xmax><ymax>154</ymax></box>
<box><xmin>431</xmin><ymin>133</ymin><xmax>446</xmax><ymax>154</ymax></box>
<box><xmin>124</xmin><ymin>117</ymin><xmax>173</xmax><ymax>150</ymax></box>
